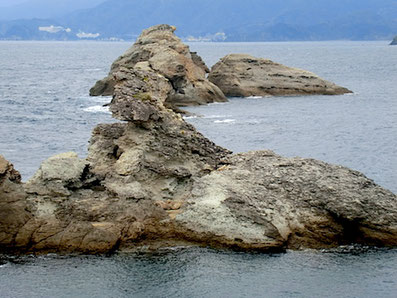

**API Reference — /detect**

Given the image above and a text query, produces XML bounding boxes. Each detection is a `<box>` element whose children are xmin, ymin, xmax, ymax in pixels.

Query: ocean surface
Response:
<box><xmin>0</xmin><ymin>40</ymin><xmax>396</xmax><ymax>297</ymax></box>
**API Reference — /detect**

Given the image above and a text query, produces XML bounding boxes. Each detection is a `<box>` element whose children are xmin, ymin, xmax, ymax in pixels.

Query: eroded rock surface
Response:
<box><xmin>1</xmin><ymin>26</ymin><xmax>396</xmax><ymax>255</ymax></box>
<box><xmin>208</xmin><ymin>54</ymin><xmax>352</xmax><ymax>97</ymax></box>
<box><xmin>177</xmin><ymin>151</ymin><xmax>397</xmax><ymax>250</ymax></box>
<box><xmin>90</xmin><ymin>24</ymin><xmax>227</xmax><ymax>107</ymax></box>
<box><xmin>0</xmin><ymin>156</ymin><xmax>31</xmax><ymax>253</ymax></box>
<box><xmin>1</xmin><ymin>65</ymin><xmax>231</xmax><ymax>254</ymax></box>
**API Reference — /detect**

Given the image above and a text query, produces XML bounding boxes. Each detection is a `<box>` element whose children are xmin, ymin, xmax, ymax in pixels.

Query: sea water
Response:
<box><xmin>0</xmin><ymin>41</ymin><xmax>396</xmax><ymax>297</ymax></box>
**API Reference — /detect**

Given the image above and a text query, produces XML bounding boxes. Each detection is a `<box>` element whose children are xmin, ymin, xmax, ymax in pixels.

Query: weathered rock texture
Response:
<box><xmin>1</xmin><ymin>27</ymin><xmax>396</xmax><ymax>255</ymax></box>
<box><xmin>177</xmin><ymin>151</ymin><xmax>397</xmax><ymax>250</ymax></box>
<box><xmin>390</xmin><ymin>36</ymin><xmax>397</xmax><ymax>45</ymax></box>
<box><xmin>90</xmin><ymin>24</ymin><xmax>227</xmax><ymax>107</ymax></box>
<box><xmin>0</xmin><ymin>156</ymin><xmax>31</xmax><ymax>253</ymax></box>
<box><xmin>208</xmin><ymin>54</ymin><xmax>352</xmax><ymax>97</ymax></box>
<box><xmin>0</xmin><ymin>66</ymin><xmax>231</xmax><ymax>254</ymax></box>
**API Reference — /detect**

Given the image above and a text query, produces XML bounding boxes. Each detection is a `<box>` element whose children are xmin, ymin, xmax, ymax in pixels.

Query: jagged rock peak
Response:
<box><xmin>0</xmin><ymin>155</ymin><xmax>21</xmax><ymax>183</ymax></box>
<box><xmin>90</xmin><ymin>24</ymin><xmax>227</xmax><ymax>107</ymax></box>
<box><xmin>208</xmin><ymin>53</ymin><xmax>352</xmax><ymax>97</ymax></box>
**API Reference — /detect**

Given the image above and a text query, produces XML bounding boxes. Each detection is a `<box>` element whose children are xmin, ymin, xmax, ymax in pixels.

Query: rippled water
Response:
<box><xmin>0</xmin><ymin>41</ymin><xmax>396</xmax><ymax>297</ymax></box>
<box><xmin>186</xmin><ymin>41</ymin><xmax>397</xmax><ymax>193</ymax></box>
<box><xmin>1</xmin><ymin>247</ymin><xmax>397</xmax><ymax>298</ymax></box>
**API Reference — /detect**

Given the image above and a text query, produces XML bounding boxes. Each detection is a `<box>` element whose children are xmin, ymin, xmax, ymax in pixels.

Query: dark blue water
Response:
<box><xmin>0</xmin><ymin>41</ymin><xmax>396</xmax><ymax>297</ymax></box>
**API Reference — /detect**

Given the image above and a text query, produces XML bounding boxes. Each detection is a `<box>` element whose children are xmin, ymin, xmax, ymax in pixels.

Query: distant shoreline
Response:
<box><xmin>0</xmin><ymin>39</ymin><xmax>393</xmax><ymax>43</ymax></box>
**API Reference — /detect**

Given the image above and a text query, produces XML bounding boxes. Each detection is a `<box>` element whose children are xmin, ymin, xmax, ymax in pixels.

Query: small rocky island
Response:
<box><xmin>208</xmin><ymin>54</ymin><xmax>352</xmax><ymax>97</ymax></box>
<box><xmin>91</xmin><ymin>25</ymin><xmax>351</xmax><ymax>103</ymax></box>
<box><xmin>1</xmin><ymin>25</ymin><xmax>396</xmax><ymax>255</ymax></box>
<box><xmin>90</xmin><ymin>24</ymin><xmax>226</xmax><ymax>108</ymax></box>
<box><xmin>390</xmin><ymin>36</ymin><xmax>397</xmax><ymax>45</ymax></box>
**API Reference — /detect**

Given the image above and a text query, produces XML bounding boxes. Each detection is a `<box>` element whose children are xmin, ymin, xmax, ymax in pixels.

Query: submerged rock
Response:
<box><xmin>1</xmin><ymin>25</ymin><xmax>396</xmax><ymax>254</ymax></box>
<box><xmin>390</xmin><ymin>36</ymin><xmax>397</xmax><ymax>45</ymax></box>
<box><xmin>90</xmin><ymin>24</ymin><xmax>227</xmax><ymax>107</ymax></box>
<box><xmin>208</xmin><ymin>54</ymin><xmax>352</xmax><ymax>97</ymax></box>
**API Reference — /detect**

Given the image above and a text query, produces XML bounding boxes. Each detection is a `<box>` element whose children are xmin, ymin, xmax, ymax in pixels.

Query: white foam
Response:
<box><xmin>83</xmin><ymin>105</ymin><xmax>110</xmax><ymax>114</ymax></box>
<box><xmin>204</xmin><ymin>114</ymin><xmax>231</xmax><ymax>119</ymax></box>
<box><xmin>246</xmin><ymin>96</ymin><xmax>264</xmax><ymax>99</ymax></box>
<box><xmin>207</xmin><ymin>102</ymin><xmax>228</xmax><ymax>106</ymax></box>
<box><xmin>88</xmin><ymin>96</ymin><xmax>112</xmax><ymax>104</ymax></box>
<box><xmin>214</xmin><ymin>119</ymin><xmax>235</xmax><ymax>123</ymax></box>
<box><xmin>344</xmin><ymin>92</ymin><xmax>358</xmax><ymax>96</ymax></box>
<box><xmin>183</xmin><ymin>115</ymin><xmax>198</xmax><ymax>120</ymax></box>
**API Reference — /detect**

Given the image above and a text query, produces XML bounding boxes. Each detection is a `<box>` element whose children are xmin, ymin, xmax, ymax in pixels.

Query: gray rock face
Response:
<box><xmin>208</xmin><ymin>54</ymin><xmax>352</xmax><ymax>97</ymax></box>
<box><xmin>390</xmin><ymin>36</ymin><xmax>397</xmax><ymax>45</ymax></box>
<box><xmin>25</xmin><ymin>152</ymin><xmax>89</xmax><ymax>197</ymax></box>
<box><xmin>90</xmin><ymin>24</ymin><xmax>227</xmax><ymax>107</ymax></box>
<box><xmin>177</xmin><ymin>151</ymin><xmax>397</xmax><ymax>250</ymax></box>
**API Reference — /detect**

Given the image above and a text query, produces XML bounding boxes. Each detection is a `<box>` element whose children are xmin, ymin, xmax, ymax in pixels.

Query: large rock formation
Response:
<box><xmin>208</xmin><ymin>54</ymin><xmax>352</xmax><ymax>97</ymax></box>
<box><xmin>1</xmin><ymin>60</ymin><xmax>397</xmax><ymax>254</ymax></box>
<box><xmin>1</xmin><ymin>26</ymin><xmax>396</xmax><ymax>255</ymax></box>
<box><xmin>90</xmin><ymin>24</ymin><xmax>227</xmax><ymax>107</ymax></box>
<box><xmin>390</xmin><ymin>36</ymin><xmax>397</xmax><ymax>45</ymax></box>
<box><xmin>0</xmin><ymin>67</ymin><xmax>231</xmax><ymax>254</ymax></box>
<box><xmin>177</xmin><ymin>151</ymin><xmax>397</xmax><ymax>249</ymax></box>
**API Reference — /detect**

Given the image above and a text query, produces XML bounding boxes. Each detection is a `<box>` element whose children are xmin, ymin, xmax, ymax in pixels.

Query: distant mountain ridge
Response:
<box><xmin>1</xmin><ymin>0</ymin><xmax>397</xmax><ymax>41</ymax></box>
<box><xmin>0</xmin><ymin>0</ymin><xmax>105</xmax><ymax>20</ymax></box>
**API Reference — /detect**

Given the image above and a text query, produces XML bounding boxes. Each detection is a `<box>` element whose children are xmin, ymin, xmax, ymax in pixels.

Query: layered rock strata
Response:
<box><xmin>208</xmin><ymin>54</ymin><xmax>352</xmax><ymax>97</ymax></box>
<box><xmin>90</xmin><ymin>24</ymin><xmax>227</xmax><ymax>107</ymax></box>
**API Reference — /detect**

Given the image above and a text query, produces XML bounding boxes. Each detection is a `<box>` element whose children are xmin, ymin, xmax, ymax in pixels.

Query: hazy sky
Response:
<box><xmin>0</xmin><ymin>0</ymin><xmax>106</xmax><ymax>19</ymax></box>
<box><xmin>0</xmin><ymin>0</ymin><xmax>104</xmax><ymax>8</ymax></box>
<box><xmin>0</xmin><ymin>0</ymin><xmax>26</xmax><ymax>7</ymax></box>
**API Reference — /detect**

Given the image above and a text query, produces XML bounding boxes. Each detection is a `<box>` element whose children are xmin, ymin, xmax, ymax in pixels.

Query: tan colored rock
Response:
<box><xmin>1</xmin><ymin>26</ymin><xmax>397</xmax><ymax>255</ymax></box>
<box><xmin>90</xmin><ymin>24</ymin><xmax>227</xmax><ymax>107</ymax></box>
<box><xmin>0</xmin><ymin>155</ymin><xmax>31</xmax><ymax>252</ymax></box>
<box><xmin>208</xmin><ymin>54</ymin><xmax>352</xmax><ymax>97</ymax></box>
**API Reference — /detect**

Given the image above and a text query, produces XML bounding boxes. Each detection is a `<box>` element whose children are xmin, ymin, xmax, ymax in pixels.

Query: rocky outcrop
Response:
<box><xmin>0</xmin><ymin>156</ymin><xmax>31</xmax><ymax>253</ymax></box>
<box><xmin>0</xmin><ymin>66</ymin><xmax>231</xmax><ymax>254</ymax></box>
<box><xmin>177</xmin><ymin>151</ymin><xmax>397</xmax><ymax>249</ymax></box>
<box><xmin>208</xmin><ymin>54</ymin><xmax>352</xmax><ymax>97</ymax></box>
<box><xmin>1</xmin><ymin>26</ymin><xmax>396</xmax><ymax>255</ymax></box>
<box><xmin>90</xmin><ymin>24</ymin><xmax>227</xmax><ymax>107</ymax></box>
<box><xmin>390</xmin><ymin>36</ymin><xmax>397</xmax><ymax>45</ymax></box>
